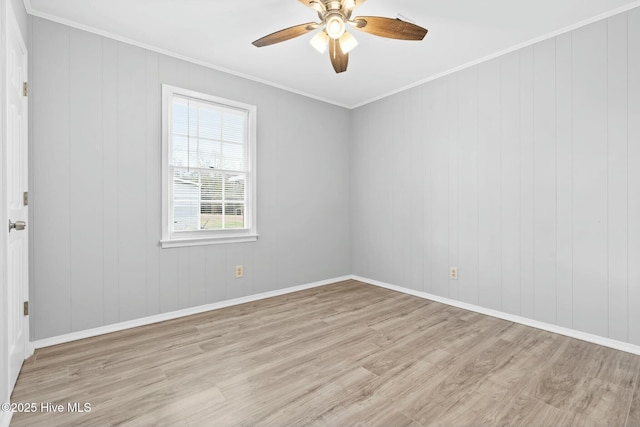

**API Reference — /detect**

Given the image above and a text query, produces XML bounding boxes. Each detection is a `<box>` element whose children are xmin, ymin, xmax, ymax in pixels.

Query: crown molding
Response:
<box><xmin>352</xmin><ymin>0</ymin><xmax>640</xmax><ymax>108</ymax></box>
<box><xmin>22</xmin><ymin>0</ymin><xmax>351</xmax><ymax>109</ymax></box>
<box><xmin>21</xmin><ymin>0</ymin><xmax>640</xmax><ymax>110</ymax></box>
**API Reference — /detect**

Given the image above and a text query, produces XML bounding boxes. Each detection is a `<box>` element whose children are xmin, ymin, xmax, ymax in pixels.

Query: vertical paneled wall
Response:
<box><xmin>30</xmin><ymin>18</ymin><xmax>351</xmax><ymax>340</ymax></box>
<box><xmin>351</xmin><ymin>9</ymin><xmax>640</xmax><ymax>345</ymax></box>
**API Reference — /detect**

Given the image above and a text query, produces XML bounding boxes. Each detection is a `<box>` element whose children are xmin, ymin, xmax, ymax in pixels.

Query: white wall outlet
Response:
<box><xmin>235</xmin><ymin>265</ymin><xmax>244</xmax><ymax>279</ymax></box>
<box><xmin>450</xmin><ymin>267</ymin><xmax>458</xmax><ymax>280</ymax></box>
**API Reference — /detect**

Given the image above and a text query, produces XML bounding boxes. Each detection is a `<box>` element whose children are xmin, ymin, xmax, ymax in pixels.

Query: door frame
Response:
<box><xmin>0</xmin><ymin>0</ymin><xmax>9</xmax><ymax>422</ymax></box>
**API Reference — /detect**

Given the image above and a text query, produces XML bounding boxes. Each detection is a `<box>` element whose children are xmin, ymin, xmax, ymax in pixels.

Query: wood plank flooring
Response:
<box><xmin>9</xmin><ymin>280</ymin><xmax>640</xmax><ymax>426</ymax></box>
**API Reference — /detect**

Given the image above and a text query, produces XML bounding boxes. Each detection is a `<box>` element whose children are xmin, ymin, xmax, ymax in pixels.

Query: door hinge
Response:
<box><xmin>23</xmin><ymin>191</ymin><xmax>28</xmax><ymax>206</ymax></box>
<box><xmin>23</xmin><ymin>82</ymin><xmax>28</xmax><ymax>97</ymax></box>
<box><xmin>23</xmin><ymin>301</ymin><xmax>29</xmax><ymax>316</ymax></box>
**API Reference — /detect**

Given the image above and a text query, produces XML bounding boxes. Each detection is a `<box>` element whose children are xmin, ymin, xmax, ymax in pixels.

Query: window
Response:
<box><xmin>161</xmin><ymin>85</ymin><xmax>257</xmax><ymax>248</ymax></box>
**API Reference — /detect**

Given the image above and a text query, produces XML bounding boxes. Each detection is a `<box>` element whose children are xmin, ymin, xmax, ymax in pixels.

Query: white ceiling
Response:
<box><xmin>26</xmin><ymin>0</ymin><xmax>640</xmax><ymax>108</ymax></box>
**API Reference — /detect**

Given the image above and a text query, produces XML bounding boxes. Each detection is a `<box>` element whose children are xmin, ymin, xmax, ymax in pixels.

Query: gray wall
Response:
<box><xmin>30</xmin><ymin>8</ymin><xmax>640</xmax><ymax>347</ymax></box>
<box><xmin>351</xmin><ymin>9</ymin><xmax>640</xmax><ymax>345</ymax></box>
<box><xmin>30</xmin><ymin>17</ymin><xmax>351</xmax><ymax>340</ymax></box>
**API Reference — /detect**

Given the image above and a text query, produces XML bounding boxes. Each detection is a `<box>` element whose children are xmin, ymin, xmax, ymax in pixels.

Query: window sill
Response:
<box><xmin>160</xmin><ymin>234</ymin><xmax>258</xmax><ymax>249</ymax></box>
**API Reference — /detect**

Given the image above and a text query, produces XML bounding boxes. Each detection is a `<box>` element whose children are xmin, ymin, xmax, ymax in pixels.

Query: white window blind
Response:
<box><xmin>161</xmin><ymin>85</ymin><xmax>257</xmax><ymax>248</ymax></box>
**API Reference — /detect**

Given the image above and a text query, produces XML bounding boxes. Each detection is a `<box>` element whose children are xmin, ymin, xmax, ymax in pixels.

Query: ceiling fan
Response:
<box><xmin>252</xmin><ymin>0</ymin><xmax>428</xmax><ymax>73</ymax></box>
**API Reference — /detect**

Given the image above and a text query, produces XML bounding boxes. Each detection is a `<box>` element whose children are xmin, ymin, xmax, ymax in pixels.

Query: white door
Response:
<box><xmin>5</xmin><ymin>1</ymin><xmax>28</xmax><ymax>391</ymax></box>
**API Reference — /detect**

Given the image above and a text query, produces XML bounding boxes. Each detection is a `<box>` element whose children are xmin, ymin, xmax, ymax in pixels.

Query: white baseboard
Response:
<box><xmin>352</xmin><ymin>275</ymin><xmax>640</xmax><ymax>356</ymax></box>
<box><xmin>30</xmin><ymin>274</ymin><xmax>640</xmax><ymax>356</ymax></box>
<box><xmin>30</xmin><ymin>276</ymin><xmax>352</xmax><ymax>350</ymax></box>
<box><xmin>0</xmin><ymin>411</ymin><xmax>13</xmax><ymax>427</ymax></box>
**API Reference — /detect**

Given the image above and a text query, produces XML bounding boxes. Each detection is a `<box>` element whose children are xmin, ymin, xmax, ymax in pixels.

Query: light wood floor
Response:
<box><xmin>10</xmin><ymin>280</ymin><xmax>640</xmax><ymax>427</ymax></box>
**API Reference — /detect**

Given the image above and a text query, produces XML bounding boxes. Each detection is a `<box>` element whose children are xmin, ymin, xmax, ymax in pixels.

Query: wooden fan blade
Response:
<box><xmin>329</xmin><ymin>38</ymin><xmax>348</xmax><ymax>73</ymax></box>
<box><xmin>352</xmin><ymin>16</ymin><xmax>427</xmax><ymax>40</ymax></box>
<box><xmin>252</xmin><ymin>22</ymin><xmax>319</xmax><ymax>47</ymax></box>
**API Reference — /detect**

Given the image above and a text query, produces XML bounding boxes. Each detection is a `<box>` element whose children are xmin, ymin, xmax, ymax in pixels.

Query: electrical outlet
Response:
<box><xmin>450</xmin><ymin>267</ymin><xmax>458</xmax><ymax>280</ymax></box>
<box><xmin>235</xmin><ymin>265</ymin><xmax>244</xmax><ymax>279</ymax></box>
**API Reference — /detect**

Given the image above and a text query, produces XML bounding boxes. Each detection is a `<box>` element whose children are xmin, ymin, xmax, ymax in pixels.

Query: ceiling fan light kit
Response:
<box><xmin>326</xmin><ymin>13</ymin><xmax>346</xmax><ymax>38</ymax></box>
<box><xmin>310</xmin><ymin>30</ymin><xmax>330</xmax><ymax>53</ymax></box>
<box><xmin>338</xmin><ymin>31</ymin><xmax>358</xmax><ymax>53</ymax></box>
<box><xmin>252</xmin><ymin>0</ymin><xmax>428</xmax><ymax>74</ymax></box>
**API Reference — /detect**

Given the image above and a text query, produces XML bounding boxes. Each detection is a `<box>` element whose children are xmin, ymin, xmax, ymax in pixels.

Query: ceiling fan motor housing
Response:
<box><xmin>325</xmin><ymin>1</ymin><xmax>343</xmax><ymax>11</ymax></box>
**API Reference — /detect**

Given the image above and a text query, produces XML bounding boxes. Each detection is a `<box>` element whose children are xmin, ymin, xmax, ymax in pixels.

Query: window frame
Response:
<box><xmin>160</xmin><ymin>84</ymin><xmax>258</xmax><ymax>248</ymax></box>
